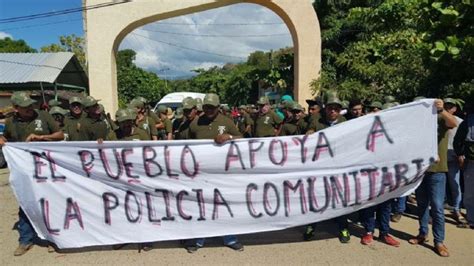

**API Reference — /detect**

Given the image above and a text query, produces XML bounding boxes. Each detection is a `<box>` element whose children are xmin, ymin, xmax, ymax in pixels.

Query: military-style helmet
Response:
<box><xmin>11</xmin><ymin>92</ymin><xmax>36</xmax><ymax>107</ymax></box>
<box><xmin>369</xmin><ymin>101</ymin><xmax>383</xmax><ymax>109</ymax></box>
<box><xmin>82</xmin><ymin>96</ymin><xmax>100</xmax><ymax>108</ymax></box>
<box><xmin>49</xmin><ymin>106</ymin><xmax>68</xmax><ymax>116</ymax></box>
<box><xmin>115</xmin><ymin>108</ymin><xmax>136</xmax><ymax>122</ymax></box>
<box><xmin>257</xmin><ymin>96</ymin><xmax>270</xmax><ymax>105</ymax></box>
<box><xmin>203</xmin><ymin>93</ymin><xmax>220</xmax><ymax>107</ymax></box>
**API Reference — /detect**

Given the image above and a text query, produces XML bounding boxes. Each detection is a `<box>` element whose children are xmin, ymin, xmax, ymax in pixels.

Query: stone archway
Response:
<box><xmin>84</xmin><ymin>0</ymin><xmax>321</xmax><ymax>113</ymax></box>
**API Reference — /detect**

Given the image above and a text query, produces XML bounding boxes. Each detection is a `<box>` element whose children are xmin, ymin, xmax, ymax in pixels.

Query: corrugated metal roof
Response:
<box><xmin>0</xmin><ymin>52</ymin><xmax>75</xmax><ymax>84</ymax></box>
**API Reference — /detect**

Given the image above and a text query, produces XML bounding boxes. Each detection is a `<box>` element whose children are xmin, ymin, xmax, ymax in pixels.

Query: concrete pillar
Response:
<box><xmin>85</xmin><ymin>0</ymin><xmax>321</xmax><ymax>113</ymax></box>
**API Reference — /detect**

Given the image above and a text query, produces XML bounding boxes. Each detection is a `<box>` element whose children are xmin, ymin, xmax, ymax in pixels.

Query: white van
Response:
<box><xmin>153</xmin><ymin>92</ymin><xmax>205</xmax><ymax>111</ymax></box>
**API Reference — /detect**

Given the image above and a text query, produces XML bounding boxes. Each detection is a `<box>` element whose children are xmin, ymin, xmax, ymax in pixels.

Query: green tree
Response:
<box><xmin>0</xmin><ymin>37</ymin><xmax>36</xmax><ymax>53</ymax></box>
<box><xmin>41</xmin><ymin>34</ymin><xmax>86</xmax><ymax>70</ymax></box>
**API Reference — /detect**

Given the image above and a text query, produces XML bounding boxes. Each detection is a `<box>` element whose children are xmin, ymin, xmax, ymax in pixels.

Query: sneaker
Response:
<box><xmin>225</xmin><ymin>242</ymin><xmax>244</xmax><ymax>251</ymax></box>
<box><xmin>14</xmin><ymin>243</ymin><xmax>33</xmax><ymax>256</ymax></box>
<box><xmin>380</xmin><ymin>234</ymin><xmax>400</xmax><ymax>247</ymax></box>
<box><xmin>391</xmin><ymin>213</ymin><xmax>402</xmax><ymax>223</ymax></box>
<box><xmin>338</xmin><ymin>229</ymin><xmax>351</xmax><ymax>243</ymax></box>
<box><xmin>361</xmin><ymin>233</ymin><xmax>373</xmax><ymax>245</ymax></box>
<box><xmin>303</xmin><ymin>225</ymin><xmax>315</xmax><ymax>241</ymax></box>
<box><xmin>185</xmin><ymin>245</ymin><xmax>201</xmax><ymax>254</ymax></box>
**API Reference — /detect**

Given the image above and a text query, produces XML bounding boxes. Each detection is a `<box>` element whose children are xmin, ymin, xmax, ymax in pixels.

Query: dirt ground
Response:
<box><xmin>0</xmin><ymin>168</ymin><xmax>472</xmax><ymax>265</ymax></box>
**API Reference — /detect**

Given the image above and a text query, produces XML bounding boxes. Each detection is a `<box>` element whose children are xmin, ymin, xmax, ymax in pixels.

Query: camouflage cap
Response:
<box><xmin>282</xmin><ymin>100</ymin><xmax>295</xmax><ymax>109</ymax></box>
<box><xmin>11</xmin><ymin>92</ymin><xmax>36</xmax><ymax>107</ymax></box>
<box><xmin>239</xmin><ymin>105</ymin><xmax>247</xmax><ymax>110</ymax></box>
<box><xmin>292</xmin><ymin>103</ymin><xmax>304</xmax><ymax>111</ymax></box>
<box><xmin>203</xmin><ymin>93</ymin><xmax>220</xmax><ymax>107</ymax></box>
<box><xmin>221</xmin><ymin>104</ymin><xmax>230</xmax><ymax>111</ymax></box>
<box><xmin>48</xmin><ymin>99</ymin><xmax>61</xmax><ymax>107</ymax></box>
<box><xmin>257</xmin><ymin>96</ymin><xmax>270</xmax><ymax>105</ymax></box>
<box><xmin>134</xmin><ymin>96</ymin><xmax>148</xmax><ymax>105</ymax></box>
<box><xmin>115</xmin><ymin>108</ymin><xmax>136</xmax><ymax>123</ymax></box>
<box><xmin>69</xmin><ymin>96</ymin><xmax>83</xmax><ymax>105</ymax></box>
<box><xmin>326</xmin><ymin>94</ymin><xmax>343</xmax><ymax>107</ymax></box>
<box><xmin>49</xmin><ymin>106</ymin><xmax>68</xmax><ymax>116</ymax></box>
<box><xmin>384</xmin><ymin>95</ymin><xmax>396</xmax><ymax>103</ymax></box>
<box><xmin>174</xmin><ymin>107</ymin><xmax>184</xmax><ymax>119</ymax></box>
<box><xmin>157</xmin><ymin>105</ymin><xmax>168</xmax><ymax>114</ymax></box>
<box><xmin>129</xmin><ymin>98</ymin><xmax>145</xmax><ymax>109</ymax></box>
<box><xmin>382</xmin><ymin>102</ymin><xmax>397</xmax><ymax>110</ymax></box>
<box><xmin>369</xmin><ymin>101</ymin><xmax>383</xmax><ymax>109</ymax></box>
<box><xmin>443</xmin><ymin>98</ymin><xmax>457</xmax><ymax>105</ymax></box>
<box><xmin>82</xmin><ymin>96</ymin><xmax>100</xmax><ymax>107</ymax></box>
<box><xmin>182</xmin><ymin>97</ymin><xmax>196</xmax><ymax>110</ymax></box>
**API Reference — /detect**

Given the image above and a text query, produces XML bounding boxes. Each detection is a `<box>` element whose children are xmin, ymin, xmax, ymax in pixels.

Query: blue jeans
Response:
<box><xmin>18</xmin><ymin>208</ymin><xmax>37</xmax><ymax>245</ymax></box>
<box><xmin>415</xmin><ymin>172</ymin><xmax>446</xmax><ymax>244</ymax></box>
<box><xmin>447</xmin><ymin>160</ymin><xmax>462</xmax><ymax>212</ymax></box>
<box><xmin>188</xmin><ymin>235</ymin><xmax>238</xmax><ymax>247</ymax></box>
<box><xmin>392</xmin><ymin>197</ymin><xmax>407</xmax><ymax>214</ymax></box>
<box><xmin>464</xmin><ymin>160</ymin><xmax>474</xmax><ymax>224</ymax></box>
<box><xmin>360</xmin><ymin>200</ymin><xmax>392</xmax><ymax>235</ymax></box>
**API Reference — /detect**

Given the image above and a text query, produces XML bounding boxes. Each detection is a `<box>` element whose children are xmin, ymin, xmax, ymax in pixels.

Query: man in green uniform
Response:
<box><xmin>254</xmin><ymin>96</ymin><xmax>282</xmax><ymax>137</ymax></box>
<box><xmin>129</xmin><ymin>99</ymin><xmax>158</xmax><ymax>140</ymax></box>
<box><xmin>156</xmin><ymin>105</ymin><xmax>173</xmax><ymax>140</ymax></box>
<box><xmin>49</xmin><ymin>106</ymin><xmax>68</xmax><ymax>140</ymax></box>
<box><xmin>175</xmin><ymin>97</ymin><xmax>197</xmax><ymax>140</ymax></box>
<box><xmin>0</xmin><ymin>92</ymin><xmax>64</xmax><ymax>256</ymax></box>
<box><xmin>368</xmin><ymin>101</ymin><xmax>383</xmax><ymax>113</ymax></box>
<box><xmin>63</xmin><ymin>96</ymin><xmax>88</xmax><ymax>141</ymax></box>
<box><xmin>81</xmin><ymin>96</ymin><xmax>113</xmax><ymax>141</ymax></box>
<box><xmin>172</xmin><ymin>107</ymin><xmax>184</xmax><ymax>139</ymax></box>
<box><xmin>237</xmin><ymin>105</ymin><xmax>254</xmax><ymax>138</ymax></box>
<box><xmin>114</xmin><ymin>108</ymin><xmax>150</xmax><ymax>141</ymax></box>
<box><xmin>185</xmin><ymin>93</ymin><xmax>243</xmax><ymax>253</ymax></box>
<box><xmin>280</xmin><ymin>102</ymin><xmax>307</xmax><ymax>136</ymax></box>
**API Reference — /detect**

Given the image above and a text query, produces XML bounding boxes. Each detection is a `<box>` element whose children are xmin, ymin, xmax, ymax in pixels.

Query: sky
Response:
<box><xmin>0</xmin><ymin>0</ymin><xmax>298</xmax><ymax>79</ymax></box>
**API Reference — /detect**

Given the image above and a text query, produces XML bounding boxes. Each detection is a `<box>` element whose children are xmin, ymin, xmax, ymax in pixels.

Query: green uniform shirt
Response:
<box><xmin>63</xmin><ymin>112</ymin><xmax>88</xmax><ymax>141</ymax></box>
<box><xmin>137</xmin><ymin>115</ymin><xmax>158</xmax><ymax>139</ymax></box>
<box><xmin>254</xmin><ymin>111</ymin><xmax>282</xmax><ymax>137</ymax></box>
<box><xmin>309</xmin><ymin>115</ymin><xmax>346</xmax><ymax>132</ymax></box>
<box><xmin>280</xmin><ymin>117</ymin><xmax>308</xmax><ymax>136</ymax></box>
<box><xmin>189</xmin><ymin>113</ymin><xmax>241</xmax><ymax>140</ymax></box>
<box><xmin>82</xmin><ymin>116</ymin><xmax>111</xmax><ymax>140</ymax></box>
<box><xmin>175</xmin><ymin>119</ymin><xmax>193</xmax><ymax>140</ymax></box>
<box><xmin>157</xmin><ymin>117</ymin><xmax>172</xmax><ymax>140</ymax></box>
<box><xmin>428</xmin><ymin>115</ymin><xmax>450</xmax><ymax>172</ymax></box>
<box><xmin>4</xmin><ymin>110</ymin><xmax>60</xmax><ymax>142</ymax></box>
<box><xmin>115</xmin><ymin>127</ymin><xmax>150</xmax><ymax>141</ymax></box>
<box><xmin>237</xmin><ymin>113</ymin><xmax>254</xmax><ymax>135</ymax></box>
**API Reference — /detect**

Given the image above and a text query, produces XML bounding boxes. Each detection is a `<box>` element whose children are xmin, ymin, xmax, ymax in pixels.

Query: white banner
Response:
<box><xmin>4</xmin><ymin>100</ymin><xmax>438</xmax><ymax>249</ymax></box>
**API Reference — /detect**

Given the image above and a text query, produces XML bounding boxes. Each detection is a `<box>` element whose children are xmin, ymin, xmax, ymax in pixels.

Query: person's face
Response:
<box><xmin>258</xmin><ymin>104</ymin><xmax>269</xmax><ymax>114</ymax></box>
<box><xmin>325</xmin><ymin>104</ymin><xmax>341</xmax><ymax>121</ymax></box>
<box><xmin>308</xmin><ymin>105</ymin><xmax>320</xmax><ymax>115</ymax></box>
<box><xmin>369</xmin><ymin>107</ymin><xmax>380</xmax><ymax>113</ymax></box>
<box><xmin>444</xmin><ymin>103</ymin><xmax>457</xmax><ymax>114</ymax></box>
<box><xmin>294</xmin><ymin>110</ymin><xmax>304</xmax><ymax>120</ymax></box>
<box><xmin>203</xmin><ymin>105</ymin><xmax>219</xmax><ymax>119</ymax></box>
<box><xmin>16</xmin><ymin>105</ymin><xmax>35</xmax><ymax>119</ymax></box>
<box><xmin>351</xmin><ymin>104</ymin><xmax>364</xmax><ymax>117</ymax></box>
<box><xmin>70</xmin><ymin>102</ymin><xmax>83</xmax><ymax>116</ymax></box>
<box><xmin>52</xmin><ymin>114</ymin><xmax>65</xmax><ymax>126</ymax></box>
<box><xmin>239</xmin><ymin>108</ymin><xmax>246</xmax><ymax>115</ymax></box>
<box><xmin>87</xmin><ymin>104</ymin><xmax>101</xmax><ymax>116</ymax></box>
<box><xmin>119</xmin><ymin>119</ymin><xmax>134</xmax><ymax>133</ymax></box>
<box><xmin>184</xmin><ymin>108</ymin><xmax>197</xmax><ymax>120</ymax></box>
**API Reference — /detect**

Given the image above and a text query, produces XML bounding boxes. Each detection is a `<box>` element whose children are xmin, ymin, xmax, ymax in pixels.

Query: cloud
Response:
<box><xmin>0</xmin><ymin>31</ymin><xmax>13</xmax><ymax>39</ymax></box>
<box><xmin>118</xmin><ymin>3</ymin><xmax>293</xmax><ymax>78</ymax></box>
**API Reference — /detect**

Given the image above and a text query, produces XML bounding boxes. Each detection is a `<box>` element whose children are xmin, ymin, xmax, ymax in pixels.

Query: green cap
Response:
<box><xmin>134</xmin><ymin>96</ymin><xmax>148</xmax><ymax>105</ymax></box>
<box><xmin>292</xmin><ymin>103</ymin><xmax>304</xmax><ymax>111</ymax></box>
<box><xmin>82</xmin><ymin>96</ymin><xmax>99</xmax><ymax>107</ymax></box>
<box><xmin>203</xmin><ymin>93</ymin><xmax>220</xmax><ymax>107</ymax></box>
<box><xmin>157</xmin><ymin>105</ymin><xmax>168</xmax><ymax>114</ymax></box>
<box><xmin>326</xmin><ymin>94</ymin><xmax>343</xmax><ymax>107</ymax></box>
<box><xmin>69</xmin><ymin>96</ymin><xmax>83</xmax><ymax>105</ymax></box>
<box><xmin>195</xmin><ymin>98</ymin><xmax>203</xmax><ymax>111</ymax></box>
<box><xmin>48</xmin><ymin>99</ymin><xmax>61</xmax><ymax>107</ymax></box>
<box><xmin>129</xmin><ymin>99</ymin><xmax>145</xmax><ymax>109</ymax></box>
<box><xmin>282</xmin><ymin>100</ymin><xmax>295</xmax><ymax>109</ymax></box>
<box><xmin>370</xmin><ymin>101</ymin><xmax>383</xmax><ymax>109</ymax></box>
<box><xmin>115</xmin><ymin>108</ymin><xmax>136</xmax><ymax>122</ymax></box>
<box><xmin>11</xmin><ymin>92</ymin><xmax>36</xmax><ymax>107</ymax></box>
<box><xmin>257</xmin><ymin>96</ymin><xmax>270</xmax><ymax>105</ymax></box>
<box><xmin>384</xmin><ymin>95</ymin><xmax>396</xmax><ymax>103</ymax></box>
<box><xmin>382</xmin><ymin>102</ymin><xmax>397</xmax><ymax>110</ymax></box>
<box><xmin>239</xmin><ymin>105</ymin><xmax>247</xmax><ymax>110</ymax></box>
<box><xmin>182</xmin><ymin>97</ymin><xmax>196</xmax><ymax>110</ymax></box>
<box><xmin>443</xmin><ymin>98</ymin><xmax>457</xmax><ymax>105</ymax></box>
<box><xmin>175</xmin><ymin>107</ymin><xmax>184</xmax><ymax>119</ymax></box>
<box><xmin>49</xmin><ymin>106</ymin><xmax>68</xmax><ymax>116</ymax></box>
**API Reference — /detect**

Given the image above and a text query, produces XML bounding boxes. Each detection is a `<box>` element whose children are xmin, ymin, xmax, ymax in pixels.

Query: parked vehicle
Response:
<box><xmin>153</xmin><ymin>92</ymin><xmax>205</xmax><ymax>111</ymax></box>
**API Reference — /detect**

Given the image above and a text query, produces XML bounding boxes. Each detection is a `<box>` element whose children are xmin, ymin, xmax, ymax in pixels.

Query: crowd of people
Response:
<box><xmin>0</xmin><ymin>91</ymin><xmax>472</xmax><ymax>258</ymax></box>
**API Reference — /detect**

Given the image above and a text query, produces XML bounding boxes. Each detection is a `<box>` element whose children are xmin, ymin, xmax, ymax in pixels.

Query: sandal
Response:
<box><xmin>408</xmin><ymin>235</ymin><xmax>428</xmax><ymax>245</ymax></box>
<box><xmin>435</xmin><ymin>243</ymin><xmax>449</xmax><ymax>257</ymax></box>
<box><xmin>457</xmin><ymin>223</ymin><xmax>474</xmax><ymax>229</ymax></box>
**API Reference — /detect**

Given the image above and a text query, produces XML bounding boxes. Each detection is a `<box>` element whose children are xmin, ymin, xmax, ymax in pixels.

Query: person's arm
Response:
<box><xmin>435</xmin><ymin>99</ymin><xmax>457</xmax><ymax>128</ymax></box>
<box><xmin>26</xmin><ymin>131</ymin><xmax>64</xmax><ymax>142</ymax></box>
<box><xmin>0</xmin><ymin>136</ymin><xmax>7</xmax><ymax>146</ymax></box>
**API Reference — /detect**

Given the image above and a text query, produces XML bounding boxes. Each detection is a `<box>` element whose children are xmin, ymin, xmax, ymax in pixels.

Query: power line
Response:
<box><xmin>140</xmin><ymin>28</ymin><xmax>290</xmax><ymax>38</ymax></box>
<box><xmin>0</xmin><ymin>18</ymin><xmax>82</xmax><ymax>31</ymax></box>
<box><xmin>0</xmin><ymin>1</ymin><xmax>131</xmax><ymax>24</ymax></box>
<box><xmin>131</xmin><ymin>32</ymin><xmax>247</xmax><ymax>60</ymax></box>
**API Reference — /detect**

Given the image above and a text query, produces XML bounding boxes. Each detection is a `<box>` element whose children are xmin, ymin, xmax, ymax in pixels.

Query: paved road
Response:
<box><xmin>0</xmin><ymin>168</ymin><xmax>472</xmax><ymax>265</ymax></box>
